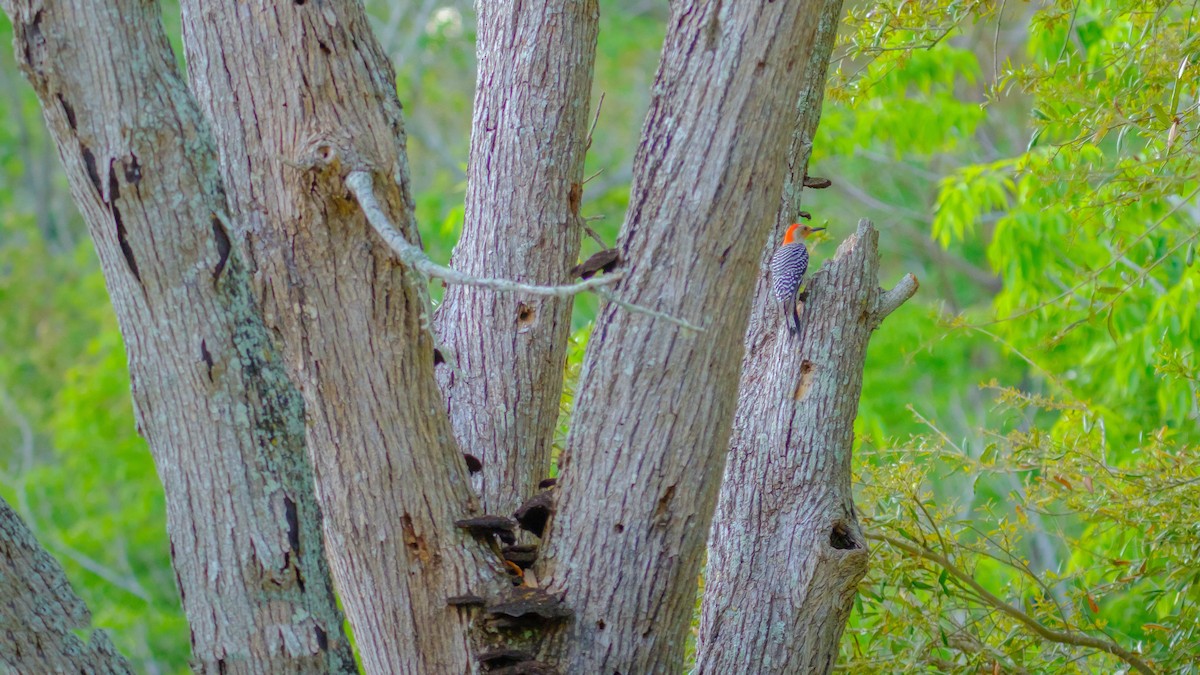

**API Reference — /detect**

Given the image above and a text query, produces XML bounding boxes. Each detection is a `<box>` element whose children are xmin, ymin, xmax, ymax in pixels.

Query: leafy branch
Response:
<box><xmin>869</xmin><ymin>533</ymin><xmax>1156</xmax><ymax>675</ymax></box>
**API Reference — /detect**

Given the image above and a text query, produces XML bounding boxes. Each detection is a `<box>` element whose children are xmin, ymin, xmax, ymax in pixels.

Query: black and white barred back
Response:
<box><xmin>770</xmin><ymin>242</ymin><xmax>809</xmax><ymax>335</ymax></box>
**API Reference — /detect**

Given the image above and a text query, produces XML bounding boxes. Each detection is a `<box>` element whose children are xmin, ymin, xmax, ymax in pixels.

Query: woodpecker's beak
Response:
<box><xmin>812</xmin><ymin>227</ymin><xmax>826</xmax><ymax>232</ymax></box>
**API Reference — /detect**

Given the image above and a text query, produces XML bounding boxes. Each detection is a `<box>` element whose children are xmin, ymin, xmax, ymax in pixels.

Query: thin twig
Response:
<box><xmin>869</xmin><ymin>533</ymin><xmax>1155</xmax><ymax>675</ymax></box>
<box><xmin>595</xmin><ymin>289</ymin><xmax>704</xmax><ymax>332</ymax></box>
<box><xmin>346</xmin><ymin>171</ymin><xmax>621</xmax><ymax>298</ymax></box>
<box><xmin>580</xmin><ymin>212</ymin><xmax>609</xmax><ymax>247</ymax></box>
<box><xmin>585</xmin><ymin>92</ymin><xmax>605</xmax><ymax>152</ymax></box>
<box><xmin>346</xmin><ymin>171</ymin><xmax>703</xmax><ymax>331</ymax></box>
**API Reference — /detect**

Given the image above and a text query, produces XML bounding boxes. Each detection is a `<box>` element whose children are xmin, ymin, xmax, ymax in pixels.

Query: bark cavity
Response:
<box><xmin>113</xmin><ymin>207</ymin><xmax>142</xmax><ymax>283</ymax></box>
<box><xmin>793</xmin><ymin>360</ymin><xmax>815</xmax><ymax>400</ymax></box>
<box><xmin>200</xmin><ymin>340</ymin><xmax>214</xmax><ymax>381</ymax></box>
<box><xmin>829</xmin><ymin>521</ymin><xmax>859</xmax><ymax>551</ymax></box>
<box><xmin>653</xmin><ymin>485</ymin><xmax>676</xmax><ymax>525</ymax></box>
<box><xmin>401</xmin><ymin>514</ymin><xmax>431</xmax><ymax>562</ymax></box>
<box><xmin>123</xmin><ymin>153</ymin><xmax>142</xmax><ymax>184</ymax></box>
<box><xmin>81</xmin><ymin>146</ymin><xmax>102</xmax><ymax>196</ymax></box>
<box><xmin>516</xmin><ymin>302</ymin><xmax>537</xmax><ymax>332</ymax></box>
<box><xmin>56</xmin><ymin>94</ymin><xmax>76</xmax><ymax>130</ymax></box>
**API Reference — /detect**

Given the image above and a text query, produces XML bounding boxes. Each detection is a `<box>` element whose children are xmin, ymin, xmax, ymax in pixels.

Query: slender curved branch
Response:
<box><xmin>347</xmin><ymin>171</ymin><xmax>703</xmax><ymax>331</ymax></box>
<box><xmin>347</xmin><ymin>171</ymin><xmax>622</xmax><ymax>298</ymax></box>
<box><xmin>869</xmin><ymin>533</ymin><xmax>1155</xmax><ymax>675</ymax></box>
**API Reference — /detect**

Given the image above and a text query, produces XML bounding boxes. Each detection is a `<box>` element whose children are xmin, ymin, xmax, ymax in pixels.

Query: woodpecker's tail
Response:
<box><xmin>787</xmin><ymin>299</ymin><xmax>802</xmax><ymax>337</ymax></box>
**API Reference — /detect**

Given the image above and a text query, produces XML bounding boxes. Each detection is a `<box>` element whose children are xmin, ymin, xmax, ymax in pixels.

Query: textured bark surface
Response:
<box><xmin>697</xmin><ymin>221</ymin><xmax>917</xmax><ymax>671</ymax></box>
<box><xmin>1</xmin><ymin>1</ymin><xmax>353</xmax><ymax>672</ymax></box>
<box><xmin>434</xmin><ymin>0</ymin><xmax>599</xmax><ymax>515</ymax></box>
<box><xmin>178</xmin><ymin>3</ymin><xmax>500</xmax><ymax>672</ymax></box>
<box><xmin>0</xmin><ymin>497</ymin><xmax>132</xmax><ymax>673</ymax></box>
<box><xmin>696</xmin><ymin>2</ymin><xmax>873</xmax><ymax>671</ymax></box>
<box><xmin>538</xmin><ymin>2</ymin><xmax>828</xmax><ymax>671</ymax></box>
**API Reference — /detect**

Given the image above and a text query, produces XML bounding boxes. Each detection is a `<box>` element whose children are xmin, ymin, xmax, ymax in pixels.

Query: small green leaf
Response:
<box><xmin>1026</xmin><ymin>127</ymin><xmax>1043</xmax><ymax>152</ymax></box>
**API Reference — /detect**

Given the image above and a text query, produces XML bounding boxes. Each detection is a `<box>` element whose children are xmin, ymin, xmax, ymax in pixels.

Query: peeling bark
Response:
<box><xmin>435</xmin><ymin>0</ymin><xmax>600</xmax><ymax>515</ymax></box>
<box><xmin>539</xmin><ymin>1</ymin><xmax>830</xmax><ymax>671</ymax></box>
<box><xmin>0</xmin><ymin>497</ymin><xmax>132</xmax><ymax>673</ymax></box>
<box><xmin>0</xmin><ymin>1</ymin><xmax>353</xmax><ymax>671</ymax></box>
<box><xmin>178</xmin><ymin>2</ymin><xmax>500</xmax><ymax>671</ymax></box>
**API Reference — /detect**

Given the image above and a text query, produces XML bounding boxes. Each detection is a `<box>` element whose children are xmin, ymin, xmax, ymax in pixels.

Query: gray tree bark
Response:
<box><xmin>693</xmin><ymin>6</ymin><xmax>919</xmax><ymax>669</ymax></box>
<box><xmin>693</xmin><ymin>11</ymin><xmax>920</xmax><ymax>659</ymax></box>
<box><xmin>0</xmin><ymin>1</ymin><xmax>353</xmax><ymax>672</ymax></box>
<box><xmin>695</xmin><ymin>2</ymin><xmax>902</xmax><ymax>671</ymax></box>
<box><xmin>697</xmin><ymin>218</ymin><xmax>917</xmax><ymax>673</ymax></box>
<box><xmin>177</xmin><ymin>2</ymin><xmax>501</xmax><ymax>672</ymax></box>
<box><xmin>434</xmin><ymin>0</ymin><xmax>599</xmax><ymax>515</ymax></box>
<box><xmin>0</xmin><ymin>497</ymin><xmax>132</xmax><ymax>674</ymax></box>
<box><xmin>1</xmin><ymin>0</ymin><xmax>904</xmax><ymax>671</ymax></box>
<box><xmin>537</xmin><ymin>2</ymin><xmax>837</xmax><ymax>671</ymax></box>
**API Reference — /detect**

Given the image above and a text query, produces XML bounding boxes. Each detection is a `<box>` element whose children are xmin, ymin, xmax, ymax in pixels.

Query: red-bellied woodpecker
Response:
<box><xmin>770</xmin><ymin>223</ymin><xmax>825</xmax><ymax>336</ymax></box>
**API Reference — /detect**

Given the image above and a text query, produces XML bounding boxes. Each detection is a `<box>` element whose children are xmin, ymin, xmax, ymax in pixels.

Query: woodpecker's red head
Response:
<box><xmin>782</xmin><ymin>223</ymin><xmax>826</xmax><ymax>245</ymax></box>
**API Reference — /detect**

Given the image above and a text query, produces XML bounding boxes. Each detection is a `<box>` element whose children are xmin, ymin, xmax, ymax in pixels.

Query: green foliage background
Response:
<box><xmin>1</xmin><ymin>1</ymin><xmax>1197</xmax><ymax>672</ymax></box>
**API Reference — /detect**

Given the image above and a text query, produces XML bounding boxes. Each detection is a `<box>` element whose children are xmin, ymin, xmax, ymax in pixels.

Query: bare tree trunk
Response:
<box><xmin>698</xmin><ymin>217</ymin><xmax>916</xmax><ymax>672</ymax></box>
<box><xmin>694</xmin><ymin>3</ymin><xmax>885</xmax><ymax>670</ymax></box>
<box><xmin>1</xmin><ymin>1</ymin><xmax>354</xmax><ymax>671</ymax></box>
<box><xmin>0</xmin><ymin>497</ymin><xmax>132</xmax><ymax>673</ymax></box>
<box><xmin>435</xmin><ymin>0</ymin><xmax>599</xmax><ymax>515</ymax></box>
<box><xmin>538</xmin><ymin>2</ymin><xmax>832</xmax><ymax>671</ymax></box>
<box><xmin>178</xmin><ymin>2</ymin><xmax>501</xmax><ymax>671</ymax></box>
<box><xmin>693</xmin><ymin>7</ymin><xmax>918</xmax><ymax>668</ymax></box>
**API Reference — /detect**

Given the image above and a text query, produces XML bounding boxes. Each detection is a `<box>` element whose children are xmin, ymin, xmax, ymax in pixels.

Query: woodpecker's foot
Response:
<box><xmin>797</xmin><ymin>289</ymin><xmax>810</xmax><ymax>303</ymax></box>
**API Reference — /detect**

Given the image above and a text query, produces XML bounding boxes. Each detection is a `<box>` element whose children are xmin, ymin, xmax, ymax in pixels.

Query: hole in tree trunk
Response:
<box><xmin>516</xmin><ymin>302</ymin><xmax>537</xmax><ymax>332</ymax></box>
<box><xmin>794</xmin><ymin>360</ymin><xmax>815</xmax><ymax>400</ymax></box>
<box><xmin>829</xmin><ymin>521</ymin><xmax>859</xmax><ymax>550</ymax></box>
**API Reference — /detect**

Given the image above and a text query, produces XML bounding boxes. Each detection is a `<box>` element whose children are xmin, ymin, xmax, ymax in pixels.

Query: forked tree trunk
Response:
<box><xmin>538</xmin><ymin>2</ymin><xmax>837</xmax><ymax>671</ymax></box>
<box><xmin>2</xmin><ymin>0</ymin><xmax>903</xmax><ymax>671</ymax></box>
<box><xmin>0</xmin><ymin>497</ymin><xmax>132</xmax><ymax>673</ymax></box>
<box><xmin>434</xmin><ymin>0</ymin><xmax>599</xmax><ymax>515</ymax></box>
<box><xmin>177</xmin><ymin>2</ymin><xmax>501</xmax><ymax>671</ymax></box>
<box><xmin>1</xmin><ymin>1</ymin><xmax>353</xmax><ymax>671</ymax></box>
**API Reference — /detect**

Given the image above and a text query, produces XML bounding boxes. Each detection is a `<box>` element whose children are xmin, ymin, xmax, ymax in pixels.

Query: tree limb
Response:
<box><xmin>348</xmin><ymin>171</ymin><xmax>702</xmax><ymax>334</ymax></box>
<box><xmin>873</xmin><ymin>272</ymin><xmax>920</xmax><ymax>326</ymax></box>
<box><xmin>346</xmin><ymin>171</ymin><xmax>621</xmax><ymax>298</ymax></box>
<box><xmin>869</xmin><ymin>533</ymin><xmax>1155</xmax><ymax>675</ymax></box>
<box><xmin>0</xmin><ymin>497</ymin><xmax>132</xmax><ymax>674</ymax></box>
